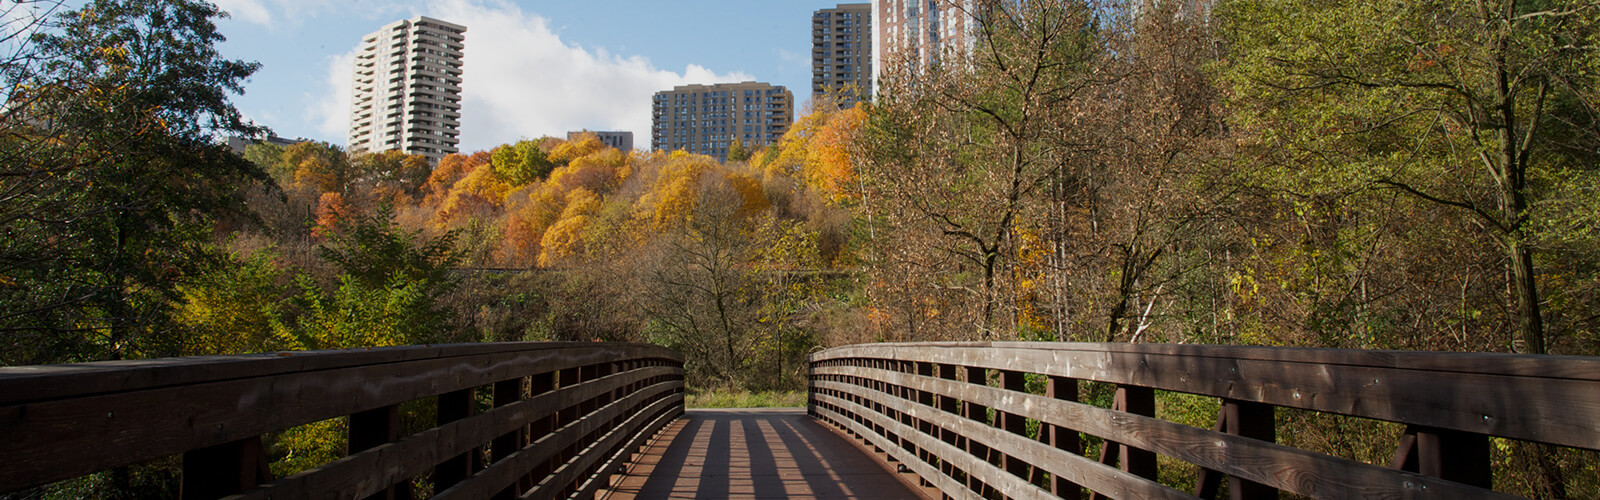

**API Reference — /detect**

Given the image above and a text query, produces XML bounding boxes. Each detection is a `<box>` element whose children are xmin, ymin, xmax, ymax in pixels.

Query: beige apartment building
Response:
<box><xmin>347</xmin><ymin>16</ymin><xmax>466</xmax><ymax>164</ymax></box>
<box><xmin>870</xmin><ymin>0</ymin><xmax>985</xmax><ymax>92</ymax></box>
<box><xmin>651</xmin><ymin>82</ymin><xmax>793</xmax><ymax>161</ymax></box>
<box><xmin>813</xmin><ymin>4</ymin><xmax>872</xmax><ymax>107</ymax></box>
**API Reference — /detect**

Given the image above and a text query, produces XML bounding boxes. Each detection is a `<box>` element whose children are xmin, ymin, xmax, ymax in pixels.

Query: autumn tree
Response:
<box><xmin>859</xmin><ymin>0</ymin><xmax>1108</xmax><ymax>338</ymax></box>
<box><xmin>491</xmin><ymin>138</ymin><xmax>554</xmax><ymax>187</ymax></box>
<box><xmin>0</xmin><ymin>0</ymin><xmax>267</xmax><ymax>364</ymax></box>
<box><xmin>281</xmin><ymin>141</ymin><xmax>351</xmax><ymax>193</ymax></box>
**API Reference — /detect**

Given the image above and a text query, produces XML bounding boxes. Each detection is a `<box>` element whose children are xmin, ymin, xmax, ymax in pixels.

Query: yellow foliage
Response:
<box><xmin>549</xmin><ymin>147</ymin><xmax>629</xmax><ymax>194</ymax></box>
<box><xmin>549</xmin><ymin>133</ymin><xmax>607</xmax><ymax>164</ymax></box>
<box><xmin>751</xmin><ymin>104</ymin><xmax>866</xmax><ymax>204</ymax></box>
<box><xmin>725</xmin><ymin>170</ymin><xmax>770</xmax><ymax>215</ymax></box>
<box><xmin>636</xmin><ymin>152</ymin><xmax>719</xmax><ymax>228</ymax></box>
<box><xmin>434</xmin><ymin>160</ymin><xmax>512</xmax><ymax>227</ymax></box>
<box><xmin>537</xmin><ymin>188</ymin><xmax>601</xmax><ymax>267</ymax></box>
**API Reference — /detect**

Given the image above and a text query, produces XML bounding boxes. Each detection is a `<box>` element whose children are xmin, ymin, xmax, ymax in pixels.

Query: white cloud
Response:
<box><xmin>311</xmin><ymin>0</ymin><xmax>751</xmax><ymax>152</ymax></box>
<box><xmin>311</xmin><ymin>50</ymin><xmax>356</xmax><ymax>142</ymax></box>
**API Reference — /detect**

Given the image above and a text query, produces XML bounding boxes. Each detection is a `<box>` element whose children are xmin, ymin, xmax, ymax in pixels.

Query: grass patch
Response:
<box><xmin>685</xmin><ymin>389</ymin><xmax>807</xmax><ymax>408</ymax></box>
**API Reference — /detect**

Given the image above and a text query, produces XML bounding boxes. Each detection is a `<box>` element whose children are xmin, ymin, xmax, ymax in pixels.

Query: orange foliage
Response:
<box><xmin>425</xmin><ymin>151</ymin><xmax>489</xmax><ymax>204</ymax></box>
<box><xmin>497</xmin><ymin>184</ymin><xmax>565</xmax><ymax>266</ymax></box>
<box><xmin>312</xmin><ymin>192</ymin><xmax>349</xmax><ymax>239</ymax></box>
<box><xmin>751</xmin><ymin>104</ymin><xmax>866</xmax><ymax>205</ymax></box>
<box><xmin>804</xmin><ymin>105</ymin><xmax>866</xmax><ymax>203</ymax></box>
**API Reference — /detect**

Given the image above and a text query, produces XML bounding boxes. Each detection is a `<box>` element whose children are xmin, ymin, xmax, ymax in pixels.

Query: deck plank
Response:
<box><xmin>602</xmin><ymin>408</ymin><xmax>926</xmax><ymax>499</ymax></box>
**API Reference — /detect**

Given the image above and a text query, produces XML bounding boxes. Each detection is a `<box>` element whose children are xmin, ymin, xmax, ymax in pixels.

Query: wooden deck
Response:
<box><xmin>601</xmin><ymin>408</ymin><xmax>928</xmax><ymax>499</ymax></box>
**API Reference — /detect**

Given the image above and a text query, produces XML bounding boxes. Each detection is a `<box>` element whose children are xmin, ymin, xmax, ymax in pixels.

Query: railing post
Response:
<box><xmin>937</xmin><ymin>363</ymin><xmax>965</xmax><ymax>484</ymax></box>
<box><xmin>524</xmin><ymin>371</ymin><xmax>557</xmax><ymax>491</ymax></box>
<box><xmin>1046</xmin><ymin>376</ymin><xmax>1082</xmax><ymax>497</ymax></box>
<box><xmin>350</xmin><ymin>403</ymin><xmax>412</xmax><ymax>500</ymax></box>
<box><xmin>434</xmin><ymin>388</ymin><xmax>475</xmax><ymax>491</ymax></box>
<box><xmin>1391</xmin><ymin>425</ymin><xmax>1491</xmax><ymax>489</ymax></box>
<box><xmin>1000</xmin><ymin>370</ymin><xmax>1031</xmax><ymax>480</ymax></box>
<box><xmin>1095</xmin><ymin>384</ymin><xmax>1156</xmax><ymax>500</ymax></box>
<box><xmin>349</xmin><ymin>404</ymin><xmax>411</xmax><ymax>500</ymax></box>
<box><xmin>491</xmin><ymin>377</ymin><xmax>525</xmax><ymax>500</ymax></box>
<box><xmin>963</xmin><ymin>365</ymin><xmax>993</xmax><ymax>496</ymax></box>
<box><xmin>1197</xmin><ymin>399</ymin><xmax>1277</xmax><ymax>499</ymax></box>
<box><xmin>181</xmin><ymin>435</ymin><xmax>270</xmax><ymax>499</ymax></box>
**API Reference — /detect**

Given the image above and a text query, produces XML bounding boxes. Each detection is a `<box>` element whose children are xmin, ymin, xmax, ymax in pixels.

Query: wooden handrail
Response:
<box><xmin>0</xmin><ymin>341</ymin><xmax>685</xmax><ymax>499</ymax></box>
<box><xmin>808</xmin><ymin>342</ymin><xmax>1600</xmax><ymax>499</ymax></box>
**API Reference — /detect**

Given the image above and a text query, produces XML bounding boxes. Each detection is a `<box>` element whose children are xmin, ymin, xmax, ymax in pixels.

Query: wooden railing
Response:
<box><xmin>0</xmin><ymin>342</ymin><xmax>684</xmax><ymax>499</ymax></box>
<box><xmin>808</xmin><ymin>342</ymin><xmax>1600</xmax><ymax>499</ymax></box>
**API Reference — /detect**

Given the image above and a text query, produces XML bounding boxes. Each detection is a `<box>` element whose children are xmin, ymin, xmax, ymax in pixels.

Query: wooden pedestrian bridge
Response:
<box><xmin>2</xmin><ymin>341</ymin><xmax>1596</xmax><ymax>499</ymax></box>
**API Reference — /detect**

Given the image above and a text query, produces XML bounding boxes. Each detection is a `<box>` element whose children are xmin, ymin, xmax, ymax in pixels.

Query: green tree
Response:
<box><xmin>0</xmin><ymin>0</ymin><xmax>267</xmax><ymax>364</ymax></box>
<box><xmin>175</xmin><ymin>250</ymin><xmax>285</xmax><ymax>355</ymax></box>
<box><xmin>318</xmin><ymin>206</ymin><xmax>462</xmax><ymax>297</ymax></box>
<box><xmin>491</xmin><ymin>139</ymin><xmax>555</xmax><ymax>187</ymax></box>
<box><xmin>727</xmin><ymin>137</ymin><xmax>751</xmax><ymax>162</ymax></box>
<box><xmin>1219</xmin><ymin>0</ymin><xmax>1600</xmax><ymax>355</ymax></box>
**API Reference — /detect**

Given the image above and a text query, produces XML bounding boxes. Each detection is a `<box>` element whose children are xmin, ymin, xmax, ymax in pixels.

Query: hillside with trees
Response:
<box><xmin>2</xmin><ymin>0</ymin><xmax>1597</xmax><ymax>497</ymax></box>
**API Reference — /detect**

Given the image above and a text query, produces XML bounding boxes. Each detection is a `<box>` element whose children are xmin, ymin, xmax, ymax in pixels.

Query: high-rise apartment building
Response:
<box><xmin>812</xmin><ymin>4</ymin><xmax>872</xmax><ymax>107</ymax></box>
<box><xmin>347</xmin><ymin>16</ymin><xmax>466</xmax><ymax>164</ymax></box>
<box><xmin>870</xmin><ymin>0</ymin><xmax>985</xmax><ymax>92</ymax></box>
<box><xmin>652</xmin><ymin>82</ymin><xmax>793</xmax><ymax>161</ymax></box>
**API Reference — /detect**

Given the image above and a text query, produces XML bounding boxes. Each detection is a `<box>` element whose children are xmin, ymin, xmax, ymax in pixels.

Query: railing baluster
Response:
<box><xmin>1192</xmin><ymin>399</ymin><xmax>1276</xmax><ymax>500</ymax></box>
<box><xmin>490</xmin><ymin>378</ymin><xmax>523</xmax><ymax>500</ymax></box>
<box><xmin>1391</xmin><ymin>425</ymin><xmax>1492</xmax><ymax>489</ymax></box>
<box><xmin>1047</xmin><ymin>375</ymin><xmax>1082</xmax><ymax>497</ymax></box>
<box><xmin>963</xmin><ymin>365</ymin><xmax>993</xmax><ymax>496</ymax></box>
<box><xmin>434</xmin><ymin>388</ymin><xmax>475</xmax><ymax>491</ymax></box>
<box><xmin>1094</xmin><ymin>385</ymin><xmax>1156</xmax><ymax>500</ymax></box>
<box><xmin>181</xmin><ymin>434</ymin><xmax>270</xmax><ymax>499</ymax></box>
<box><xmin>1000</xmin><ymin>370</ymin><xmax>1030</xmax><ymax>481</ymax></box>
<box><xmin>349</xmin><ymin>404</ymin><xmax>411</xmax><ymax>500</ymax></box>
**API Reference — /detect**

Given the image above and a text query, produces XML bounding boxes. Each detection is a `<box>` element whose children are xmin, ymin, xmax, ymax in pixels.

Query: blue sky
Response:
<box><xmin>210</xmin><ymin>0</ymin><xmax>840</xmax><ymax>152</ymax></box>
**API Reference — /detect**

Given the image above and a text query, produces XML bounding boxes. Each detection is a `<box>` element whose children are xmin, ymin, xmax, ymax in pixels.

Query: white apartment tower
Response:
<box><xmin>347</xmin><ymin>16</ymin><xmax>466</xmax><ymax>163</ymax></box>
<box><xmin>870</xmin><ymin>0</ymin><xmax>984</xmax><ymax>95</ymax></box>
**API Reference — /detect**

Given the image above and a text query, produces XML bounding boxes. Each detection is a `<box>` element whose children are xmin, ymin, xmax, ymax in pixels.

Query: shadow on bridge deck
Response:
<box><xmin>602</xmin><ymin>408</ymin><xmax>927</xmax><ymax>499</ymax></box>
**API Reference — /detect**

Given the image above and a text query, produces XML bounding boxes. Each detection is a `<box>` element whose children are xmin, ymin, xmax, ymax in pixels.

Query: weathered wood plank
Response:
<box><xmin>811</xmin><ymin>344</ymin><xmax>1600</xmax><ymax>450</ymax></box>
<box><xmin>812</xmin><ymin>390</ymin><xmax>1196</xmax><ymax>500</ymax></box>
<box><xmin>813</xmin><ymin>367</ymin><xmax>1522</xmax><ymax>499</ymax></box>
<box><xmin>570</xmin><ymin>400</ymin><xmax>682</xmax><ymax>499</ymax></box>
<box><xmin>812</xmin><ymin>342</ymin><xmax>1600</xmax><ymax>379</ymax></box>
<box><xmin>433</xmin><ymin>388</ymin><xmax>682</xmax><ymax>500</ymax></box>
<box><xmin>225</xmin><ymin>368</ymin><xmax>679</xmax><ymax>500</ymax></box>
<box><xmin>0</xmin><ymin>343</ymin><xmax>681</xmax><ymax>406</ymax></box>
<box><xmin>812</xmin><ymin>393</ymin><xmax>982</xmax><ymax>500</ymax></box>
<box><xmin>0</xmin><ymin>347</ymin><xmax>679</xmax><ymax>492</ymax></box>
